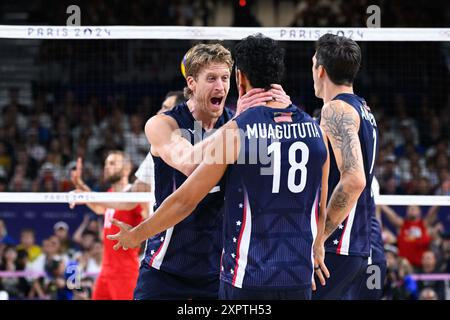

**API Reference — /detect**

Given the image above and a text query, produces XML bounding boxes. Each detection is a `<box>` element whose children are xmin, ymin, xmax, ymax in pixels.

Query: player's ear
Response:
<box><xmin>318</xmin><ymin>65</ymin><xmax>325</xmax><ymax>79</ymax></box>
<box><xmin>186</xmin><ymin>75</ymin><xmax>196</xmax><ymax>93</ymax></box>
<box><xmin>236</xmin><ymin>69</ymin><xmax>248</xmax><ymax>95</ymax></box>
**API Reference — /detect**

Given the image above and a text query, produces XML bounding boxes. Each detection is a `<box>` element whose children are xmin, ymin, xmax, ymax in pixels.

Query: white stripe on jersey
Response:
<box><xmin>233</xmin><ymin>190</ymin><xmax>252</xmax><ymax>288</ymax></box>
<box><xmin>209</xmin><ymin>186</ymin><xmax>221</xmax><ymax>193</ymax></box>
<box><xmin>150</xmin><ymin>227</ymin><xmax>174</xmax><ymax>270</ymax></box>
<box><xmin>310</xmin><ymin>190</ymin><xmax>319</xmax><ymax>283</ymax></box>
<box><xmin>150</xmin><ymin>177</ymin><xmax>176</xmax><ymax>269</ymax></box>
<box><xmin>337</xmin><ymin>203</ymin><xmax>357</xmax><ymax>255</ymax></box>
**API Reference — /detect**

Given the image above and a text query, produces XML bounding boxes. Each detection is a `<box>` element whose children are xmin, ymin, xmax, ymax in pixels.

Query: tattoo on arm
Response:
<box><xmin>324</xmin><ymin>218</ymin><xmax>339</xmax><ymax>238</ymax></box>
<box><xmin>325</xmin><ymin>185</ymin><xmax>350</xmax><ymax>236</ymax></box>
<box><xmin>321</xmin><ymin>103</ymin><xmax>361</xmax><ymax>174</ymax></box>
<box><xmin>330</xmin><ymin>185</ymin><xmax>349</xmax><ymax>211</ymax></box>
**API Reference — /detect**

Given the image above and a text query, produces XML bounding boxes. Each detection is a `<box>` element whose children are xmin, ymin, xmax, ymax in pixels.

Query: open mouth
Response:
<box><xmin>210</xmin><ymin>97</ymin><xmax>223</xmax><ymax>106</ymax></box>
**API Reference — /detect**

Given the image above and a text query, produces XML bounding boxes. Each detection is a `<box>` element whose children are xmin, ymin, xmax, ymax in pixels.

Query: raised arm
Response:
<box><xmin>73</xmin><ymin>214</ymin><xmax>91</xmax><ymax>245</ymax></box>
<box><xmin>320</xmin><ymin>100</ymin><xmax>367</xmax><ymax>240</ymax></box>
<box><xmin>424</xmin><ymin>205</ymin><xmax>440</xmax><ymax>228</ymax></box>
<box><xmin>380</xmin><ymin>205</ymin><xmax>404</xmax><ymax>229</ymax></box>
<box><xmin>107</xmin><ymin>121</ymin><xmax>241</xmax><ymax>250</ymax></box>
<box><xmin>70</xmin><ymin>158</ymin><xmax>107</xmax><ymax>214</ymax></box>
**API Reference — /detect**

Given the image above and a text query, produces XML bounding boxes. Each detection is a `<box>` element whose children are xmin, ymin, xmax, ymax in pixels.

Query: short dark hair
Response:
<box><xmin>234</xmin><ymin>33</ymin><xmax>285</xmax><ymax>89</ymax></box>
<box><xmin>165</xmin><ymin>91</ymin><xmax>185</xmax><ymax>105</ymax></box>
<box><xmin>314</xmin><ymin>33</ymin><xmax>361</xmax><ymax>86</ymax></box>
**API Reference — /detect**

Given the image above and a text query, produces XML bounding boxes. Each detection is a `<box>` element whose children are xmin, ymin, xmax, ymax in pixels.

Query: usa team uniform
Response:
<box><xmin>133</xmin><ymin>102</ymin><xmax>233</xmax><ymax>300</ymax></box>
<box><xmin>219</xmin><ymin>105</ymin><xmax>327</xmax><ymax>299</ymax></box>
<box><xmin>344</xmin><ymin>178</ymin><xmax>387</xmax><ymax>300</ymax></box>
<box><xmin>313</xmin><ymin>93</ymin><xmax>379</xmax><ymax>300</ymax></box>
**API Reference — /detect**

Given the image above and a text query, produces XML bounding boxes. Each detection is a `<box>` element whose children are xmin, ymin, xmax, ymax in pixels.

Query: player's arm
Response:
<box><xmin>312</xmin><ymin>127</ymin><xmax>331</xmax><ymax>290</ymax></box>
<box><xmin>70</xmin><ymin>157</ymin><xmax>150</xmax><ymax>213</ymax></box>
<box><xmin>96</xmin><ymin>179</ymin><xmax>151</xmax><ymax>212</ymax></box>
<box><xmin>69</xmin><ymin>161</ymin><xmax>107</xmax><ymax>214</ymax></box>
<box><xmin>320</xmin><ymin>100</ymin><xmax>366</xmax><ymax>240</ymax></box>
<box><xmin>145</xmin><ymin>114</ymin><xmax>215</xmax><ymax>177</ymax></box>
<box><xmin>107</xmin><ymin>121</ymin><xmax>241</xmax><ymax>250</ymax></box>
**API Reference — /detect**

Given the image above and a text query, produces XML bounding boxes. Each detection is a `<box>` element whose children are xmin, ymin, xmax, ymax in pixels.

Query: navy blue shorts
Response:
<box><xmin>133</xmin><ymin>265</ymin><xmax>219</xmax><ymax>300</ymax></box>
<box><xmin>343</xmin><ymin>260</ymin><xmax>387</xmax><ymax>300</ymax></box>
<box><xmin>219</xmin><ymin>280</ymin><xmax>312</xmax><ymax>300</ymax></box>
<box><xmin>312</xmin><ymin>252</ymin><xmax>367</xmax><ymax>300</ymax></box>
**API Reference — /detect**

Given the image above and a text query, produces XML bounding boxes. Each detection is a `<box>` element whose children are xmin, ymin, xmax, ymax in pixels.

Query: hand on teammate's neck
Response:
<box><xmin>244</xmin><ymin>84</ymin><xmax>289</xmax><ymax>109</ymax></box>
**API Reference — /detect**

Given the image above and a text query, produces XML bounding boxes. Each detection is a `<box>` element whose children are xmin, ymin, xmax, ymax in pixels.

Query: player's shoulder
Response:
<box><xmin>145</xmin><ymin>103</ymin><xmax>188</xmax><ymax>132</ymax></box>
<box><xmin>165</xmin><ymin>101</ymin><xmax>188</xmax><ymax>117</ymax></box>
<box><xmin>321</xmin><ymin>99</ymin><xmax>359</xmax><ymax>120</ymax></box>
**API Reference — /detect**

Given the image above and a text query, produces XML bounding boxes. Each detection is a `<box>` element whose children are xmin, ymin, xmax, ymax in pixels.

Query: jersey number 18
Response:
<box><xmin>268</xmin><ymin>141</ymin><xmax>309</xmax><ymax>193</ymax></box>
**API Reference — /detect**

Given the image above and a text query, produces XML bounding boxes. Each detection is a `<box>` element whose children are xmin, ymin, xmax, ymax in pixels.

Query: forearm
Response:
<box><xmin>131</xmin><ymin>193</ymin><xmax>195</xmax><ymax>244</ymax></box>
<box><xmin>176</xmin><ymin>134</ymin><xmax>217</xmax><ymax>177</ymax></box>
<box><xmin>323</xmin><ymin>178</ymin><xmax>364</xmax><ymax>240</ymax></box>
<box><xmin>425</xmin><ymin>206</ymin><xmax>440</xmax><ymax>227</ymax></box>
<box><xmin>95</xmin><ymin>202</ymin><xmax>138</xmax><ymax>211</ymax></box>
<box><xmin>73</xmin><ymin>221</ymin><xmax>89</xmax><ymax>243</ymax></box>
<box><xmin>316</xmin><ymin>208</ymin><xmax>327</xmax><ymax>244</ymax></box>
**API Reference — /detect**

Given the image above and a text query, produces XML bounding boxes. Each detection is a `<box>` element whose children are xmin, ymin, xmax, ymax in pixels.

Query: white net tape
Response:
<box><xmin>0</xmin><ymin>192</ymin><xmax>448</xmax><ymax>206</ymax></box>
<box><xmin>0</xmin><ymin>26</ymin><xmax>449</xmax><ymax>41</ymax></box>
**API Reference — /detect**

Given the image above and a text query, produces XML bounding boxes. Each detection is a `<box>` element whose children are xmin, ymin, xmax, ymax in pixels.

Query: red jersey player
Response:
<box><xmin>71</xmin><ymin>150</ymin><xmax>146</xmax><ymax>299</ymax></box>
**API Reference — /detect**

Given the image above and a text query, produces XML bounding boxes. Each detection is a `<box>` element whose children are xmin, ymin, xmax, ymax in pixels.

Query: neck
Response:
<box><xmin>187</xmin><ymin>100</ymin><xmax>219</xmax><ymax>131</ymax></box>
<box><xmin>111</xmin><ymin>178</ymin><xmax>129</xmax><ymax>192</ymax></box>
<box><xmin>322</xmin><ymin>82</ymin><xmax>354</xmax><ymax>104</ymax></box>
<box><xmin>246</xmin><ymin>86</ymin><xmax>290</xmax><ymax>109</ymax></box>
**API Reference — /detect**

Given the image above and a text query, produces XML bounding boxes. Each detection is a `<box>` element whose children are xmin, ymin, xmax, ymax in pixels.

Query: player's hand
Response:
<box><xmin>236</xmin><ymin>84</ymin><xmax>291</xmax><ymax>116</ymax></box>
<box><xmin>268</xmin><ymin>84</ymin><xmax>291</xmax><ymax>105</ymax></box>
<box><xmin>107</xmin><ymin>218</ymin><xmax>140</xmax><ymax>251</ymax></box>
<box><xmin>71</xmin><ymin>157</ymin><xmax>87</xmax><ymax>190</ymax></box>
<box><xmin>68</xmin><ymin>189</ymin><xmax>86</xmax><ymax>209</ymax></box>
<box><xmin>312</xmin><ymin>240</ymin><xmax>330</xmax><ymax>291</ymax></box>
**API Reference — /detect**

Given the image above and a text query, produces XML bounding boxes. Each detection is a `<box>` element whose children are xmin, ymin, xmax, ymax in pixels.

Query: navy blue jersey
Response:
<box><xmin>324</xmin><ymin>93</ymin><xmax>378</xmax><ymax>257</ymax></box>
<box><xmin>143</xmin><ymin>102</ymin><xmax>233</xmax><ymax>278</ymax></box>
<box><xmin>369</xmin><ymin>202</ymin><xmax>385</xmax><ymax>265</ymax></box>
<box><xmin>221</xmin><ymin>105</ymin><xmax>327</xmax><ymax>290</ymax></box>
<box><xmin>369</xmin><ymin>179</ymin><xmax>386</xmax><ymax>265</ymax></box>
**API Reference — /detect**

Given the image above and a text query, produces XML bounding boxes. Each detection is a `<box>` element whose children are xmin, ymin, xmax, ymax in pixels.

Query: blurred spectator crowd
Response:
<box><xmin>0</xmin><ymin>87</ymin><xmax>151</xmax><ymax>193</ymax></box>
<box><xmin>1</xmin><ymin>215</ymin><xmax>103</xmax><ymax>300</ymax></box>
<box><xmin>1</xmin><ymin>0</ymin><xmax>446</xmax><ymax>27</ymax></box>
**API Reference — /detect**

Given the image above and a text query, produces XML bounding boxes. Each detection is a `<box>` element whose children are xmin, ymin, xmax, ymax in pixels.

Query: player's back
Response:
<box><xmin>221</xmin><ymin>105</ymin><xmax>327</xmax><ymax>290</ymax></box>
<box><xmin>324</xmin><ymin>93</ymin><xmax>378</xmax><ymax>257</ymax></box>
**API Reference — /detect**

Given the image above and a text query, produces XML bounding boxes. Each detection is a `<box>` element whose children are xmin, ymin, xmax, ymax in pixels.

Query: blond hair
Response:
<box><xmin>183</xmin><ymin>43</ymin><xmax>233</xmax><ymax>99</ymax></box>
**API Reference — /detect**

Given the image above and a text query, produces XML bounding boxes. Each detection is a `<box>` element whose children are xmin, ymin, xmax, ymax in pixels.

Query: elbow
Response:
<box><xmin>180</xmin><ymin>164</ymin><xmax>196</xmax><ymax>177</ymax></box>
<box><xmin>342</xmin><ymin>174</ymin><xmax>366</xmax><ymax>195</ymax></box>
